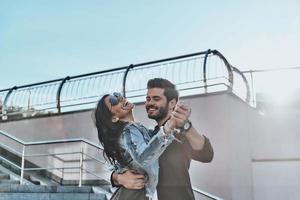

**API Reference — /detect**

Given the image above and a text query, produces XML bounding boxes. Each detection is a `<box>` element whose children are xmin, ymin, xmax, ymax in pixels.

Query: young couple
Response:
<box><xmin>94</xmin><ymin>78</ymin><xmax>214</xmax><ymax>200</ymax></box>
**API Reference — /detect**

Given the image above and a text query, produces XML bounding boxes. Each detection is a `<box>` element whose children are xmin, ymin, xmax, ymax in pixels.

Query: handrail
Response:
<box><xmin>0</xmin><ymin>129</ymin><xmax>105</xmax><ymax>186</ymax></box>
<box><xmin>0</xmin><ymin>49</ymin><xmax>252</xmax><ymax>121</ymax></box>
<box><xmin>0</xmin><ymin>129</ymin><xmax>224</xmax><ymax>199</ymax></box>
<box><xmin>0</xmin><ymin>130</ymin><xmax>103</xmax><ymax>150</ymax></box>
<box><xmin>0</xmin><ymin>129</ymin><xmax>25</xmax><ymax>145</ymax></box>
<box><xmin>241</xmin><ymin>66</ymin><xmax>300</xmax><ymax>106</ymax></box>
<box><xmin>0</xmin><ymin>50</ymin><xmax>210</xmax><ymax>93</ymax></box>
<box><xmin>0</xmin><ymin>130</ymin><xmax>224</xmax><ymax>199</ymax></box>
<box><xmin>193</xmin><ymin>187</ymin><xmax>224</xmax><ymax>200</ymax></box>
<box><xmin>241</xmin><ymin>66</ymin><xmax>300</xmax><ymax>73</ymax></box>
<box><xmin>252</xmin><ymin>158</ymin><xmax>300</xmax><ymax>162</ymax></box>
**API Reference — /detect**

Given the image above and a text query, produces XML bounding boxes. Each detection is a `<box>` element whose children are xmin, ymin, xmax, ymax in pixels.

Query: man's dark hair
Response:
<box><xmin>147</xmin><ymin>78</ymin><xmax>179</xmax><ymax>102</ymax></box>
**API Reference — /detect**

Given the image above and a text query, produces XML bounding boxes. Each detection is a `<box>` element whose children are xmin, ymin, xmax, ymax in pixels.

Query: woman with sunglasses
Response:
<box><xmin>94</xmin><ymin>92</ymin><xmax>176</xmax><ymax>200</ymax></box>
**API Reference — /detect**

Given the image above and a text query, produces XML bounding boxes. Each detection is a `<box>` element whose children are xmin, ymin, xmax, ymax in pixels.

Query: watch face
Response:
<box><xmin>184</xmin><ymin>123</ymin><xmax>189</xmax><ymax>129</ymax></box>
<box><xmin>184</xmin><ymin>121</ymin><xmax>191</xmax><ymax>130</ymax></box>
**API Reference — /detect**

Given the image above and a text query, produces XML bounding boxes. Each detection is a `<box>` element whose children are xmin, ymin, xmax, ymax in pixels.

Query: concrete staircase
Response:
<box><xmin>0</xmin><ymin>170</ymin><xmax>108</xmax><ymax>200</ymax></box>
<box><xmin>0</xmin><ymin>142</ymin><xmax>113</xmax><ymax>200</ymax></box>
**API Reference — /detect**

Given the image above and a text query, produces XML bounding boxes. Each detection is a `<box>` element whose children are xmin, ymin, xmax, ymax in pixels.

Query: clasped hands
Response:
<box><xmin>165</xmin><ymin>102</ymin><xmax>191</xmax><ymax>133</ymax></box>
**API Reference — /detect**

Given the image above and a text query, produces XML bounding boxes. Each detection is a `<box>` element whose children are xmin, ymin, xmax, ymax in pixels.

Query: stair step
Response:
<box><xmin>0</xmin><ymin>184</ymin><xmax>94</xmax><ymax>193</ymax></box>
<box><xmin>0</xmin><ymin>180</ymin><xmax>20</xmax><ymax>184</ymax></box>
<box><xmin>0</xmin><ymin>173</ymin><xmax>10</xmax><ymax>180</ymax></box>
<box><xmin>0</xmin><ymin>192</ymin><xmax>106</xmax><ymax>200</ymax></box>
<box><xmin>56</xmin><ymin>186</ymin><xmax>93</xmax><ymax>193</ymax></box>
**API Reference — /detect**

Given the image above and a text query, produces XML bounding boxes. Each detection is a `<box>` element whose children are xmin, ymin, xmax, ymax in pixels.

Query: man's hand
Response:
<box><xmin>171</xmin><ymin>102</ymin><xmax>207</xmax><ymax>150</ymax></box>
<box><xmin>113</xmin><ymin>170</ymin><xmax>145</xmax><ymax>189</ymax></box>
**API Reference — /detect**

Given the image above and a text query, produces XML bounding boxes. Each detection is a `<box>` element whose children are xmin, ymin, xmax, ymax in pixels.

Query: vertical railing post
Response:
<box><xmin>122</xmin><ymin>64</ymin><xmax>134</xmax><ymax>98</ymax></box>
<box><xmin>231</xmin><ymin>66</ymin><xmax>251</xmax><ymax>104</ymax></box>
<box><xmin>203</xmin><ymin>49</ymin><xmax>211</xmax><ymax>93</ymax></box>
<box><xmin>56</xmin><ymin>76</ymin><xmax>70</xmax><ymax>113</ymax></box>
<box><xmin>20</xmin><ymin>145</ymin><xmax>25</xmax><ymax>185</ymax></box>
<box><xmin>211</xmin><ymin>50</ymin><xmax>234</xmax><ymax>90</ymax></box>
<box><xmin>61</xmin><ymin>165</ymin><xmax>65</xmax><ymax>182</ymax></box>
<box><xmin>2</xmin><ymin>86</ymin><xmax>17</xmax><ymax>120</ymax></box>
<box><xmin>79</xmin><ymin>142</ymin><xmax>83</xmax><ymax>187</ymax></box>
<box><xmin>1</xmin><ymin>107</ymin><xmax>7</xmax><ymax>121</ymax></box>
<box><xmin>249</xmin><ymin>70</ymin><xmax>256</xmax><ymax>106</ymax></box>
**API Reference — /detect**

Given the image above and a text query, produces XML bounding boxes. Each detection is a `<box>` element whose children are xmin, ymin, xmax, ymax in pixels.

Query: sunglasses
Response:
<box><xmin>108</xmin><ymin>92</ymin><xmax>123</xmax><ymax>106</ymax></box>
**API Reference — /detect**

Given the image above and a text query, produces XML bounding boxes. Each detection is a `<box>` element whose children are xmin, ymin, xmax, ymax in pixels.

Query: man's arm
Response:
<box><xmin>184</xmin><ymin>126</ymin><xmax>205</xmax><ymax>150</ymax></box>
<box><xmin>184</xmin><ymin>131</ymin><xmax>214</xmax><ymax>162</ymax></box>
<box><xmin>111</xmin><ymin>170</ymin><xmax>145</xmax><ymax>189</ymax></box>
<box><xmin>172</xmin><ymin>103</ymin><xmax>214</xmax><ymax>162</ymax></box>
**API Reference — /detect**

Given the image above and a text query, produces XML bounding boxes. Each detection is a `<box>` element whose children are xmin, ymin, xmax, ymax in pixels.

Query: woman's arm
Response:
<box><xmin>121</xmin><ymin>124</ymin><xmax>174</xmax><ymax>167</ymax></box>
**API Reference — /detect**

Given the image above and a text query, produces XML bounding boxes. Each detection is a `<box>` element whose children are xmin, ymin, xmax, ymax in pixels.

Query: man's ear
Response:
<box><xmin>168</xmin><ymin>99</ymin><xmax>177</xmax><ymax>110</ymax></box>
<box><xmin>112</xmin><ymin>116</ymin><xmax>119</xmax><ymax>123</ymax></box>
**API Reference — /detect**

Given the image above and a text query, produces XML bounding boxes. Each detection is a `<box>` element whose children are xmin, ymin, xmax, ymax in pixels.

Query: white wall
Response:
<box><xmin>250</xmin><ymin>106</ymin><xmax>300</xmax><ymax>200</ymax></box>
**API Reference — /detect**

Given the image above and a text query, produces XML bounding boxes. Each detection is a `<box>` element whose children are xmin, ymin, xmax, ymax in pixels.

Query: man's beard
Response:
<box><xmin>147</xmin><ymin>105</ymin><xmax>168</xmax><ymax>121</ymax></box>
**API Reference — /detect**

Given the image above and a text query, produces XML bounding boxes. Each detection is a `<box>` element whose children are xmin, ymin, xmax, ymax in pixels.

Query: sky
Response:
<box><xmin>1</xmin><ymin>0</ymin><xmax>300</xmax><ymax>96</ymax></box>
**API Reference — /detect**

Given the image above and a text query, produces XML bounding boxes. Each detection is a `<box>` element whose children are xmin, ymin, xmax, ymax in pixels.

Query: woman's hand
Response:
<box><xmin>163</xmin><ymin>116</ymin><xmax>177</xmax><ymax>134</ymax></box>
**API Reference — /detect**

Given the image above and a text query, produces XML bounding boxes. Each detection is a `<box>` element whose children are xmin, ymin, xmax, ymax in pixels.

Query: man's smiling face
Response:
<box><xmin>145</xmin><ymin>88</ymin><xmax>169</xmax><ymax>121</ymax></box>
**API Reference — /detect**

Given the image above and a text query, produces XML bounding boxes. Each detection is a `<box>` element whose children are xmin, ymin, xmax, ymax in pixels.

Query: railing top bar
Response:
<box><xmin>193</xmin><ymin>187</ymin><xmax>224</xmax><ymax>200</ymax></box>
<box><xmin>0</xmin><ymin>50</ymin><xmax>211</xmax><ymax>92</ymax></box>
<box><xmin>0</xmin><ymin>130</ymin><xmax>103</xmax><ymax>150</ymax></box>
<box><xmin>0</xmin><ymin>78</ymin><xmax>64</xmax><ymax>92</ymax></box>
<box><xmin>24</xmin><ymin>138</ymin><xmax>84</xmax><ymax>146</ymax></box>
<box><xmin>70</xmin><ymin>66</ymin><xmax>129</xmax><ymax>80</ymax></box>
<box><xmin>82</xmin><ymin>138</ymin><xmax>104</xmax><ymax>150</ymax></box>
<box><xmin>241</xmin><ymin>66</ymin><xmax>300</xmax><ymax>74</ymax></box>
<box><xmin>59</xmin><ymin>50</ymin><xmax>211</xmax><ymax>80</ymax></box>
<box><xmin>24</xmin><ymin>138</ymin><xmax>103</xmax><ymax>150</ymax></box>
<box><xmin>0</xmin><ymin>130</ymin><xmax>26</xmax><ymax>145</ymax></box>
<box><xmin>127</xmin><ymin>50</ymin><xmax>210</xmax><ymax>68</ymax></box>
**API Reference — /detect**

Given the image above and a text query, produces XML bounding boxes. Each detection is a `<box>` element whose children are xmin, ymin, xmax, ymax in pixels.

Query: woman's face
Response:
<box><xmin>104</xmin><ymin>92</ymin><xmax>134</xmax><ymax>121</ymax></box>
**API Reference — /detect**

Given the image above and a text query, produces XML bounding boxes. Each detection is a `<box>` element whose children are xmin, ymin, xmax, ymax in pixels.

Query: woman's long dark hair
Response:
<box><xmin>94</xmin><ymin>94</ymin><xmax>128</xmax><ymax>165</ymax></box>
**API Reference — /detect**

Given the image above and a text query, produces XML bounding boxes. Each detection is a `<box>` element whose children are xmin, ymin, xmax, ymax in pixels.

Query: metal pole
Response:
<box><xmin>79</xmin><ymin>142</ymin><xmax>83</xmax><ymax>187</ymax></box>
<box><xmin>122</xmin><ymin>64</ymin><xmax>134</xmax><ymax>98</ymax></box>
<box><xmin>56</xmin><ymin>76</ymin><xmax>70</xmax><ymax>113</ymax></box>
<box><xmin>203</xmin><ymin>49</ymin><xmax>211</xmax><ymax>93</ymax></box>
<box><xmin>211</xmin><ymin>50</ymin><xmax>234</xmax><ymax>90</ymax></box>
<box><xmin>62</xmin><ymin>165</ymin><xmax>65</xmax><ymax>181</ymax></box>
<box><xmin>231</xmin><ymin>65</ymin><xmax>251</xmax><ymax>103</ymax></box>
<box><xmin>250</xmin><ymin>71</ymin><xmax>256</xmax><ymax>106</ymax></box>
<box><xmin>2</xmin><ymin>86</ymin><xmax>17</xmax><ymax>120</ymax></box>
<box><xmin>20</xmin><ymin>146</ymin><xmax>25</xmax><ymax>184</ymax></box>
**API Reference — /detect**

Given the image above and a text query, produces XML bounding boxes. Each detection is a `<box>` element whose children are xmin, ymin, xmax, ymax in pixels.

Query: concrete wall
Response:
<box><xmin>1</xmin><ymin>92</ymin><xmax>299</xmax><ymax>199</ymax></box>
<box><xmin>250</xmin><ymin>107</ymin><xmax>300</xmax><ymax>200</ymax></box>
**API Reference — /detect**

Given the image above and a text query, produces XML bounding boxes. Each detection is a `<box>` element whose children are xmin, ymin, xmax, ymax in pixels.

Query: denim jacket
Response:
<box><xmin>115</xmin><ymin>122</ymin><xmax>174</xmax><ymax>197</ymax></box>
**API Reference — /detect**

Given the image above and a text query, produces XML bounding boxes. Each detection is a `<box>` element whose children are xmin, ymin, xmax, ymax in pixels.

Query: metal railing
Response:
<box><xmin>0</xmin><ymin>49</ymin><xmax>251</xmax><ymax>121</ymax></box>
<box><xmin>0</xmin><ymin>129</ymin><xmax>224</xmax><ymax>200</ymax></box>
<box><xmin>0</xmin><ymin>129</ymin><xmax>108</xmax><ymax>186</ymax></box>
<box><xmin>241</xmin><ymin>66</ymin><xmax>300</xmax><ymax>106</ymax></box>
<box><xmin>193</xmin><ymin>187</ymin><xmax>224</xmax><ymax>200</ymax></box>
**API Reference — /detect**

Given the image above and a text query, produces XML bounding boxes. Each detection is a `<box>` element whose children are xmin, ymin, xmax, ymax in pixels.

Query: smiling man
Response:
<box><xmin>111</xmin><ymin>78</ymin><xmax>214</xmax><ymax>200</ymax></box>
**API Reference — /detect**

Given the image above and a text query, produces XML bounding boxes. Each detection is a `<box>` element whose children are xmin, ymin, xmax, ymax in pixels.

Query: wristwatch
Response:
<box><xmin>181</xmin><ymin>120</ymin><xmax>192</xmax><ymax>132</ymax></box>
